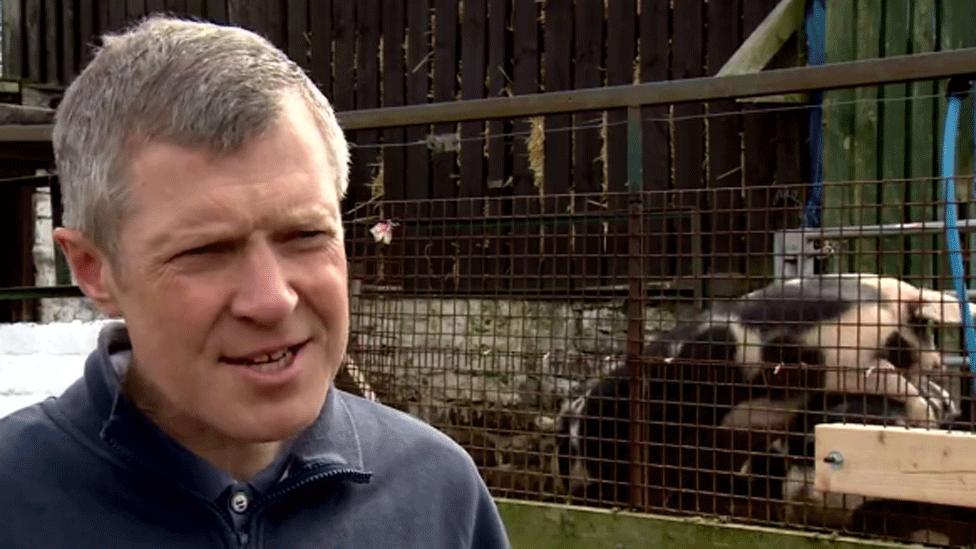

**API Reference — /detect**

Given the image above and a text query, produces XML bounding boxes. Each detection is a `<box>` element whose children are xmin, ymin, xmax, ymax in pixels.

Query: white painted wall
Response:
<box><xmin>0</xmin><ymin>321</ymin><xmax>110</xmax><ymax>417</ymax></box>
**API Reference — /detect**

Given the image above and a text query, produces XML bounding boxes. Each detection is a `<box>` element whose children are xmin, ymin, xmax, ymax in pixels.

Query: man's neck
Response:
<box><xmin>122</xmin><ymin>371</ymin><xmax>284</xmax><ymax>481</ymax></box>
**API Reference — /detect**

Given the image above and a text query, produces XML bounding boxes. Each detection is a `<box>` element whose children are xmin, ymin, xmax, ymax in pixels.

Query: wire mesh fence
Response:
<box><xmin>342</xmin><ymin>171</ymin><xmax>976</xmax><ymax>546</ymax></box>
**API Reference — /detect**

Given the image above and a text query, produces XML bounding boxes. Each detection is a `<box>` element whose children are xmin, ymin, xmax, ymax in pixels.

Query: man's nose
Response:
<box><xmin>229</xmin><ymin>240</ymin><xmax>298</xmax><ymax>325</ymax></box>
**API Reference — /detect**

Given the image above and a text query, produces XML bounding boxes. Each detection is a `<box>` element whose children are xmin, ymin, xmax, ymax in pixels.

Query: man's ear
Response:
<box><xmin>52</xmin><ymin>228</ymin><xmax>122</xmax><ymax>317</ymax></box>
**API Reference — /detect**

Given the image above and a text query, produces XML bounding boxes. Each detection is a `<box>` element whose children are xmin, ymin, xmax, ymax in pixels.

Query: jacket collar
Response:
<box><xmin>73</xmin><ymin>322</ymin><xmax>370</xmax><ymax>501</ymax></box>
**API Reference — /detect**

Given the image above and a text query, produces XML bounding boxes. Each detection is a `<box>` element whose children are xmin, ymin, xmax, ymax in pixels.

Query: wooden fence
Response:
<box><xmin>822</xmin><ymin>0</ymin><xmax>976</xmax><ymax>287</ymax></box>
<box><xmin>2</xmin><ymin>0</ymin><xmax>815</xmax><ymax>295</ymax></box>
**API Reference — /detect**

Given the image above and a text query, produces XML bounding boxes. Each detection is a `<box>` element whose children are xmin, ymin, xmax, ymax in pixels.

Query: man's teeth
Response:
<box><xmin>247</xmin><ymin>349</ymin><xmax>289</xmax><ymax>364</ymax></box>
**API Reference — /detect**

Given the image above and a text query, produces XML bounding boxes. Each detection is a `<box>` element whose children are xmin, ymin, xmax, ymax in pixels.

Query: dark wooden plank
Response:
<box><xmin>286</xmin><ymin>0</ymin><xmax>309</xmax><ymax>68</ymax></box>
<box><xmin>61</xmin><ymin>0</ymin><xmax>77</xmax><ymax>82</ymax></box>
<box><xmin>606</xmin><ymin>0</ymin><xmax>637</xmax><ymax>282</ymax></box>
<box><xmin>3</xmin><ymin>0</ymin><xmax>24</xmax><ymax>79</ymax></box>
<box><xmin>351</xmin><ymin>0</ymin><xmax>379</xmax><ymax>206</ymax></box>
<box><xmin>146</xmin><ymin>0</ymin><xmax>166</xmax><ymax>16</ymax></box>
<box><xmin>204</xmin><ymin>0</ymin><xmax>226</xmax><ymax>23</ymax></box>
<box><xmin>671</xmin><ymin>0</ymin><xmax>705</xmax><ymax>281</ymax></box>
<box><xmin>485</xmin><ymin>0</ymin><xmax>509</xmax><ymax>290</ymax></box>
<box><xmin>380</xmin><ymin>0</ymin><xmax>406</xmax><ymax>285</ymax></box>
<box><xmin>165</xmin><ymin>0</ymin><xmax>187</xmax><ymax>18</ymax></box>
<box><xmin>264</xmin><ymin>0</ymin><xmax>286</xmax><ymax>50</ymax></box>
<box><xmin>640</xmin><ymin>0</ymin><xmax>671</xmax><ymax>281</ymax></box>
<box><xmin>742</xmin><ymin>0</ymin><xmax>778</xmax><ymax>279</ymax></box>
<box><xmin>78</xmin><ymin>0</ymin><xmax>96</xmax><ymax>64</ymax></box>
<box><xmin>126</xmin><ymin>0</ymin><xmax>146</xmax><ymax>20</ymax></box>
<box><xmin>25</xmin><ymin>0</ymin><xmax>43</xmax><ymax>82</ymax></box>
<box><xmin>185</xmin><ymin>0</ymin><xmax>205</xmax><ymax>18</ymax></box>
<box><xmin>308</xmin><ymin>0</ymin><xmax>332</xmax><ymax>93</ymax></box>
<box><xmin>332</xmin><ymin>0</ymin><xmax>355</xmax><ymax>111</ymax></box>
<box><xmin>459</xmin><ymin>0</ymin><xmax>486</xmax><ymax>291</ymax></box>
<box><xmin>44</xmin><ymin>0</ymin><xmax>60</xmax><ymax>84</ymax></box>
<box><xmin>381</xmin><ymin>0</ymin><xmax>405</xmax><ymax>202</ymax></box>
<box><xmin>428</xmin><ymin>0</ymin><xmax>459</xmax><ymax>290</ymax></box>
<box><xmin>108</xmin><ymin>0</ymin><xmax>126</xmax><ymax>31</ymax></box>
<box><xmin>510</xmin><ymin>0</ymin><xmax>540</xmax><ymax>291</ymax></box>
<box><xmin>542</xmin><ymin>0</ymin><xmax>572</xmax><ymax>290</ymax></box>
<box><xmin>705</xmin><ymin>0</ymin><xmax>742</xmax><ymax>279</ymax></box>
<box><xmin>95</xmin><ymin>0</ymin><xmax>109</xmax><ymax>39</ymax></box>
<box><xmin>0</xmin><ymin>185</ymin><xmax>38</xmax><ymax>321</ymax></box>
<box><xmin>403</xmin><ymin>0</ymin><xmax>431</xmax><ymax>290</ymax></box>
<box><xmin>572</xmin><ymin>0</ymin><xmax>603</xmax><ymax>286</ymax></box>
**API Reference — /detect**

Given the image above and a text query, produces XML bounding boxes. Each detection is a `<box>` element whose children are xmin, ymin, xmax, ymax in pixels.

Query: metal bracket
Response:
<box><xmin>773</xmin><ymin>230</ymin><xmax>821</xmax><ymax>279</ymax></box>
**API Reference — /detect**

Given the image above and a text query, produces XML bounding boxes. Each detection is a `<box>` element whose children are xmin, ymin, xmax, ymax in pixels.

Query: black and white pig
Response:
<box><xmin>556</xmin><ymin>274</ymin><xmax>965</xmax><ymax>514</ymax></box>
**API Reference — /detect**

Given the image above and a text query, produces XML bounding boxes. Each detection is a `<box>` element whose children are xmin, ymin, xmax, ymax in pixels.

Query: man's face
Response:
<box><xmin>106</xmin><ymin>96</ymin><xmax>348</xmax><ymax>444</ymax></box>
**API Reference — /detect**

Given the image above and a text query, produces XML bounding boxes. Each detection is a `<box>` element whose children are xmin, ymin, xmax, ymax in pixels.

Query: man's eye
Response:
<box><xmin>293</xmin><ymin>230</ymin><xmax>330</xmax><ymax>242</ymax></box>
<box><xmin>179</xmin><ymin>242</ymin><xmax>232</xmax><ymax>258</ymax></box>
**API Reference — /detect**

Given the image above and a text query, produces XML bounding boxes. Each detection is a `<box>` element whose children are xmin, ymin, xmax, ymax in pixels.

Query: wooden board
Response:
<box><xmin>815</xmin><ymin>423</ymin><xmax>976</xmax><ymax>508</ymax></box>
<box><xmin>706</xmin><ymin>0</ymin><xmax>743</xmax><ymax>278</ymax></box>
<box><xmin>459</xmin><ymin>0</ymin><xmax>486</xmax><ymax>291</ymax></box>
<box><xmin>670</xmin><ymin>0</ymin><xmax>704</xmax><ymax>280</ymax></box>
<box><xmin>286</xmin><ymin>0</ymin><xmax>309</xmax><ymax>69</ymax></box>
<box><xmin>4</xmin><ymin>0</ymin><xmax>24</xmax><ymax>79</ymax></box>
<box><xmin>572</xmin><ymin>0</ymin><xmax>603</xmax><ymax>287</ymax></box>
<box><xmin>402</xmin><ymin>0</ymin><xmax>431</xmax><ymax>290</ymax></box>
<box><xmin>640</xmin><ymin>0</ymin><xmax>672</xmax><ymax>281</ymax></box>
<box><xmin>509</xmin><ymin>0</ymin><xmax>540</xmax><ymax>292</ymax></box>
<box><xmin>742</xmin><ymin>0</ymin><xmax>777</xmax><ymax>279</ymax></box>
<box><xmin>821</xmin><ymin>0</ymin><xmax>856</xmax><ymax>272</ymax></box>
<box><xmin>851</xmin><ymin>1</ymin><xmax>881</xmax><ymax>274</ymax></box>
<box><xmin>542</xmin><ymin>0</ymin><xmax>572</xmax><ymax>291</ymax></box>
<box><xmin>44</xmin><ymin>0</ymin><xmax>59</xmax><ymax>83</ymax></box>
<box><xmin>605</xmin><ymin>0</ymin><xmax>637</xmax><ymax>284</ymax></box>
<box><xmin>906</xmin><ymin>0</ymin><xmax>937</xmax><ymax>288</ymax></box>
<box><xmin>485</xmin><ymin>0</ymin><xmax>509</xmax><ymax>291</ymax></box>
<box><xmin>308</xmin><ymin>0</ymin><xmax>331</xmax><ymax>92</ymax></box>
<box><xmin>430</xmin><ymin>0</ymin><xmax>459</xmax><ymax>290</ymax></box>
<box><xmin>25</xmin><ymin>0</ymin><xmax>42</xmax><ymax>82</ymax></box>
<box><xmin>61</xmin><ymin>0</ymin><xmax>77</xmax><ymax>82</ymax></box>
<box><xmin>879</xmin><ymin>0</ymin><xmax>910</xmax><ymax>278</ymax></box>
<box><xmin>380</xmin><ymin>0</ymin><xmax>406</xmax><ymax>286</ymax></box>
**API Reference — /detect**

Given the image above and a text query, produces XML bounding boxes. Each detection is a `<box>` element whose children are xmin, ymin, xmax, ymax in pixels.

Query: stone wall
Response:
<box><xmin>348</xmin><ymin>294</ymin><xmax>677</xmax><ymax>498</ymax></box>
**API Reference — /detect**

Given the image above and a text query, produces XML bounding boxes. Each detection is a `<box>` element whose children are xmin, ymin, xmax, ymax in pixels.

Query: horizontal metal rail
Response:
<box><xmin>0</xmin><ymin>285</ymin><xmax>83</xmax><ymax>301</ymax></box>
<box><xmin>1</xmin><ymin>48</ymin><xmax>975</xmax><ymax>141</ymax></box>
<box><xmin>783</xmin><ymin>218</ymin><xmax>976</xmax><ymax>239</ymax></box>
<box><xmin>338</xmin><ymin>47</ymin><xmax>976</xmax><ymax>129</ymax></box>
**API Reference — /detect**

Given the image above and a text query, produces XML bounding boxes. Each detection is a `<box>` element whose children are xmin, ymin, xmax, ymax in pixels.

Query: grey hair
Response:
<box><xmin>53</xmin><ymin>15</ymin><xmax>349</xmax><ymax>258</ymax></box>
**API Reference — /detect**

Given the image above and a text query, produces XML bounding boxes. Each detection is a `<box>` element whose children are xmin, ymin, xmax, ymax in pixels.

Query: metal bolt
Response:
<box><xmin>823</xmin><ymin>451</ymin><xmax>844</xmax><ymax>470</ymax></box>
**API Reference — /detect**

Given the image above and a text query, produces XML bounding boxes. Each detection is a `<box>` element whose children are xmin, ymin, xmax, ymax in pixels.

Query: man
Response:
<box><xmin>0</xmin><ymin>16</ymin><xmax>510</xmax><ymax>548</ymax></box>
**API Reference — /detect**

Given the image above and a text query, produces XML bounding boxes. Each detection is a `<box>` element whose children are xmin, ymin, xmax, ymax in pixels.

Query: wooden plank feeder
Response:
<box><xmin>815</xmin><ymin>424</ymin><xmax>976</xmax><ymax>508</ymax></box>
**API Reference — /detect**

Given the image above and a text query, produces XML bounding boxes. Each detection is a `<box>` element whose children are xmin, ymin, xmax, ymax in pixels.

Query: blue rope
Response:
<box><xmin>802</xmin><ymin>0</ymin><xmax>826</xmax><ymax>229</ymax></box>
<box><xmin>941</xmin><ymin>90</ymin><xmax>976</xmax><ymax>383</ymax></box>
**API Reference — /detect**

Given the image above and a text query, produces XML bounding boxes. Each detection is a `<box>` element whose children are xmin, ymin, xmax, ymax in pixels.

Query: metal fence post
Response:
<box><xmin>626</xmin><ymin>106</ymin><xmax>648</xmax><ymax>511</ymax></box>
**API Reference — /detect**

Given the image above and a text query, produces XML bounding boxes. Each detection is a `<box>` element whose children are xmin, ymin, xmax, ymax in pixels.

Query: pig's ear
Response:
<box><xmin>911</xmin><ymin>287</ymin><xmax>967</xmax><ymax>326</ymax></box>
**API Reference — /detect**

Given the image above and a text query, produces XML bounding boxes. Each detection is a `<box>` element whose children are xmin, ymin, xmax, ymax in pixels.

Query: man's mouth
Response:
<box><xmin>222</xmin><ymin>341</ymin><xmax>307</xmax><ymax>373</ymax></box>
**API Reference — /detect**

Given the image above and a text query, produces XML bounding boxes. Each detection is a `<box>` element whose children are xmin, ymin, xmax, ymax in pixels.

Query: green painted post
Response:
<box><xmin>907</xmin><ymin>0</ymin><xmax>938</xmax><ymax>287</ymax></box>
<box><xmin>822</xmin><ymin>0</ymin><xmax>857</xmax><ymax>273</ymax></box>
<box><xmin>625</xmin><ymin>105</ymin><xmax>647</xmax><ymax>510</ymax></box>
<box><xmin>852</xmin><ymin>0</ymin><xmax>882</xmax><ymax>274</ymax></box>
<box><xmin>880</xmin><ymin>0</ymin><xmax>911</xmax><ymax>278</ymax></box>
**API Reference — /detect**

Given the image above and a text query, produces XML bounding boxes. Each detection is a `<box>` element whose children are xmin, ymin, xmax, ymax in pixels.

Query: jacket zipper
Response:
<box><xmin>260</xmin><ymin>466</ymin><xmax>371</xmax><ymax>506</ymax></box>
<box><xmin>232</xmin><ymin>466</ymin><xmax>370</xmax><ymax>548</ymax></box>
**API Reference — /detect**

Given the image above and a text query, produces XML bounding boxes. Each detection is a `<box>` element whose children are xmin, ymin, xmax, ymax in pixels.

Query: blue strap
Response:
<box><xmin>941</xmin><ymin>90</ymin><xmax>976</xmax><ymax>384</ymax></box>
<box><xmin>802</xmin><ymin>0</ymin><xmax>826</xmax><ymax>229</ymax></box>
